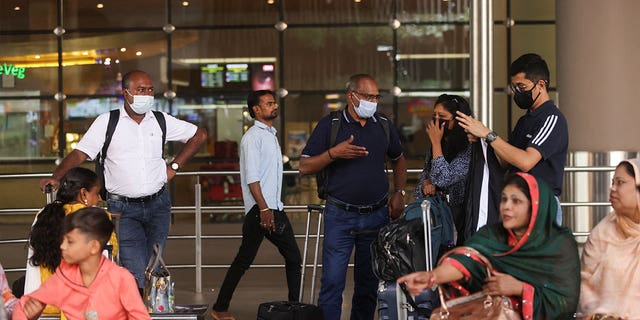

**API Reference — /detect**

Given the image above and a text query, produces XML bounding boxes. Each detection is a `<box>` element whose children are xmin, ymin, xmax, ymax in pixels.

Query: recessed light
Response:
<box><xmin>120</xmin><ymin>47</ymin><xmax>127</xmax><ymax>52</ymax></box>
<box><xmin>182</xmin><ymin>1</ymin><xmax>189</xmax><ymax>6</ymax></box>
<box><xmin>82</xmin><ymin>51</ymin><xmax>89</xmax><ymax>56</ymax></box>
<box><xmin>136</xmin><ymin>51</ymin><xmax>142</xmax><ymax>56</ymax></box>
<box><xmin>14</xmin><ymin>6</ymin><xmax>20</xmax><ymax>11</ymax></box>
<box><xmin>35</xmin><ymin>55</ymin><xmax>41</xmax><ymax>59</ymax></box>
<box><xmin>354</xmin><ymin>0</ymin><xmax>362</xmax><ymax>3</ymax></box>
<box><xmin>267</xmin><ymin>0</ymin><xmax>275</xmax><ymax>4</ymax></box>
<box><xmin>115</xmin><ymin>59</ymin><xmax>120</xmax><ymax>64</ymax></box>
<box><xmin>97</xmin><ymin>3</ymin><xmax>104</xmax><ymax>9</ymax></box>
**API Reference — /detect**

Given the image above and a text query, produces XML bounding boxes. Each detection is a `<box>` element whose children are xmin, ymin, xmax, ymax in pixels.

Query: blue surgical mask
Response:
<box><xmin>352</xmin><ymin>99</ymin><xmax>377</xmax><ymax>119</ymax></box>
<box><xmin>126</xmin><ymin>89</ymin><xmax>154</xmax><ymax>114</ymax></box>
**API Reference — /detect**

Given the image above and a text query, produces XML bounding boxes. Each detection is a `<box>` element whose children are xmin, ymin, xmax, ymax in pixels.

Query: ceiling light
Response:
<box><xmin>35</xmin><ymin>55</ymin><xmax>41</xmax><ymax>59</ymax></box>
<box><xmin>267</xmin><ymin>0</ymin><xmax>275</xmax><ymax>4</ymax></box>
<box><xmin>120</xmin><ymin>47</ymin><xmax>126</xmax><ymax>52</ymax></box>
<box><xmin>136</xmin><ymin>51</ymin><xmax>142</xmax><ymax>56</ymax></box>
<box><xmin>115</xmin><ymin>59</ymin><xmax>120</xmax><ymax>64</ymax></box>
<box><xmin>82</xmin><ymin>51</ymin><xmax>89</xmax><ymax>56</ymax></box>
<box><xmin>354</xmin><ymin>0</ymin><xmax>362</xmax><ymax>3</ymax></box>
<box><xmin>97</xmin><ymin>3</ymin><xmax>104</xmax><ymax>9</ymax></box>
<box><xmin>182</xmin><ymin>1</ymin><xmax>189</xmax><ymax>6</ymax></box>
<box><xmin>14</xmin><ymin>6</ymin><xmax>20</xmax><ymax>11</ymax></box>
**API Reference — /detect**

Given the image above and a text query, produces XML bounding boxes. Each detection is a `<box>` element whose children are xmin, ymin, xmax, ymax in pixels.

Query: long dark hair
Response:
<box><xmin>29</xmin><ymin>167</ymin><xmax>98</xmax><ymax>272</ymax></box>
<box><xmin>435</xmin><ymin>94</ymin><xmax>472</xmax><ymax>162</ymax></box>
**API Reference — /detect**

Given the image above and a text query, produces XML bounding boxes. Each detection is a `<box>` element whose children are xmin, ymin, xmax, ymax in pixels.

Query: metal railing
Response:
<box><xmin>0</xmin><ymin>166</ymin><xmax>616</xmax><ymax>292</ymax></box>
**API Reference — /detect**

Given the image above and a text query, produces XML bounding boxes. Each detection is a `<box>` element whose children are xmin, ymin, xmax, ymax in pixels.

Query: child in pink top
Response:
<box><xmin>13</xmin><ymin>207</ymin><xmax>150</xmax><ymax>320</ymax></box>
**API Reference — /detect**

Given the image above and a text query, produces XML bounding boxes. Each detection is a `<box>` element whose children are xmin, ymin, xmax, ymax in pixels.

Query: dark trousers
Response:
<box><xmin>212</xmin><ymin>205</ymin><xmax>302</xmax><ymax>312</ymax></box>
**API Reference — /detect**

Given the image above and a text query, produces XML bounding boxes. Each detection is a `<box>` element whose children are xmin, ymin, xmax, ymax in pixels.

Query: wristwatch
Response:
<box><xmin>485</xmin><ymin>131</ymin><xmax>498</xmax><ymax>143</ymax></box>
<box><xmin>170</xmin><ymin>162</ymin><xmax>180</xmax><ymax>171</ymax></box>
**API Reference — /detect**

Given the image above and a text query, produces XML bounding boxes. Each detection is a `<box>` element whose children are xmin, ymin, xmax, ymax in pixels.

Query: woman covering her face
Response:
<box><xmin>578</xmin><ymin>158</ymin><xmax>640</xmax><ymax>318</ymax></box>
<box><xmin>414</xmin><ymin>94</ymin><xmax>473</xmax><ymax>239</ymax></box>
<box><xmin>399</xmin><ymin>173</ymin><xmax>580</xmax><ymax>319</ymax></box>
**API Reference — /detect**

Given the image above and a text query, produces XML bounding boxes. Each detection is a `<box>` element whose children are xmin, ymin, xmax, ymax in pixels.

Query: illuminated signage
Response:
<box><xmin>0</xmin><ymin>63</ymin><xmax>26</xmax><ymax>79</ymax></box>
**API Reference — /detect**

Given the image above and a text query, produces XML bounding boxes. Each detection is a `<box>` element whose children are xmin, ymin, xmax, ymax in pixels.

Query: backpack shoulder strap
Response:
<box><xmin>100</xmin><ymin>109</ymin><xmax>120</xmax><ymax>163</ymax></box>
<box><xmin>375</xmin><ymin>113</ymin><xmax>391</xmax><ymax>146</ymax></box>
<box><xmin>329</xmin><ymin>110</ymin><xmax>342</xmax><ymax>147</ymax></box>
<box><xmin>152</xmin><ymin>111</ymin><xmax>167</xmax><ymax>158</ymax></box>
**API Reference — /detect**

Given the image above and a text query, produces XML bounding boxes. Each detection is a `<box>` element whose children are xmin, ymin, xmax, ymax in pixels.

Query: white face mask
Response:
<box><xmin>126</xmin><ymin>89</ymin><xmax>154</xmax><ymax>114</ymax></box>
<box><xmin>352</xmin><ymin>99</ymin><xmax>377</xmax><ymax>118</ymax></box>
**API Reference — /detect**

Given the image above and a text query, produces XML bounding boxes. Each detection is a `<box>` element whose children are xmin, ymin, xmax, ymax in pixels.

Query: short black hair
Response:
<box><xmin>247</xmin><ymin>90</ymin><xmax>275</xmax><ymax>118</ymax></box>
<box><xmin>63</xmin><ymin>207</ymin><xmax>114</xmax><ymax>250</ymax></box>
<box><xmin>509</xmin><ymin>53</ymin><xmax>550</xmax><ymax>88</ymax></box>
<box><xmin>121</xmin><ymin>70</ymin><xmax>146</xmax><ymax>90</ymax></box>
<box><xmin>345</xmin><ymin>74</ymin><xmax>375</xmax><ymax>93</ymax></box>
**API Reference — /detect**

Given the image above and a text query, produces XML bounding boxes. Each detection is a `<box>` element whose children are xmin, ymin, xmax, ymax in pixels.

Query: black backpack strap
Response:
<box><xmin>152</xmin><ymin>111</ymin><xmax>167</xmax><ymax>158</ymax></box>
<box><xmin>328</xmin><ymin>110</ymin><xmax>341</xmax><ymax>147</ymax></box>
<box><xmin>100</xmin><ymin>109</ymin><xmax>120</xmax><ymax>164</ymax></box>
<box><xmin>375</xmin><ymin>113</ymin><xmax>391</xmax><ymax>147</ymax></box>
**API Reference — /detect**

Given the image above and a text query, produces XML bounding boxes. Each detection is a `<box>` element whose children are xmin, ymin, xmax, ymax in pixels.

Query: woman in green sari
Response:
<box><xmin>398</xmin><ymin>172</ymin><xmax>580</xmax><ymax>319</ymax></box>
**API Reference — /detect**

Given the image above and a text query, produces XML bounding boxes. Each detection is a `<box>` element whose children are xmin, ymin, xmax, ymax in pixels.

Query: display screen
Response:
<box><xmin>225</xmin><ymin>63</ymin><xmax>249</xmax><ymax>83</ymax></box>
<box><xmin>201</xmin><ymin>64</ymin><xmax>225</xmax><ymax>88</ymax></box>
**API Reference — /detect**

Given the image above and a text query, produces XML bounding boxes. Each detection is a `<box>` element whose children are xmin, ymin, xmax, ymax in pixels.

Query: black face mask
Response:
<box><xmin>434</xmin><ymin>118</ymin><xmax>450</xmax><ymax>129</ymax></box>
<box><xmin>512</xmin><ymin>85</ymin><xmax>541</xmax><ymax>110</ymax></box>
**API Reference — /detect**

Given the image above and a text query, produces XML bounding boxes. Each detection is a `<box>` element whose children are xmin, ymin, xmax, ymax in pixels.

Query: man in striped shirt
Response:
<box><xmin>456</xmin><ymin>53</ymin><xmax>568</xmax><ymax>225</ymax></box>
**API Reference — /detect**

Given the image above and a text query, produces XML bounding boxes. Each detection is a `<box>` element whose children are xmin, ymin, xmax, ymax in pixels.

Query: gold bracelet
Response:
<box><xmin>260</xmin><ymin>208</ymin><xmax>270</xmax><ymax>212</ymax></box>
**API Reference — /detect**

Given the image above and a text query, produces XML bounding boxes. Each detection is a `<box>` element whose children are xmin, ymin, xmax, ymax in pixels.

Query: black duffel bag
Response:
<box><xmin>256</xmin><ymin>301</ymin><xmax>323</xmax><ymax>320</ymax></box>
<box><xmin>371</xmin><ymin>195</ymin><xmax>455</xmax><ymax>281</ymax></box>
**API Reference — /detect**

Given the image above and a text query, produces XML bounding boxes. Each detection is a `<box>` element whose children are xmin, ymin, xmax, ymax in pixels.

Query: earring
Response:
<box><xmin>83</xmin><ymin>199</ymin><xmax>88</xmax><ymax>205</ymax></box>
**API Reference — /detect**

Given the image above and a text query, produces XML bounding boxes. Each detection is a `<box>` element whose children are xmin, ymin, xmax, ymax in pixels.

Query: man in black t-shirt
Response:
<box><xmin>457</xmin><ymin>53</ymin><xmax>568</xmax><ymax>225</ymax></box>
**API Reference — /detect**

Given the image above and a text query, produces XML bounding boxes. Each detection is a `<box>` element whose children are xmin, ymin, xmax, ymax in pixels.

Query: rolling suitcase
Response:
<box><xmin>377</xmin><ymin>199</ymin><xmax>439</xmax><ymax>320</ymax></box>
<box><xmin>256</xmin><ymin>205</ymin><xmax>324</xmax><ymax>320</ymax></box>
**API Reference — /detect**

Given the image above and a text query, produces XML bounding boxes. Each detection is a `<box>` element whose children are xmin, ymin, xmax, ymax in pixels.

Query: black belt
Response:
<box><xmin>326</xmin><ymin>197</ymin><xmax>387</xmax><ymax>214</ymax></box>
<box><xmin>108</xmin><ymin>186</ymin><xmax>166</xmax><ymax>203</ymax></box>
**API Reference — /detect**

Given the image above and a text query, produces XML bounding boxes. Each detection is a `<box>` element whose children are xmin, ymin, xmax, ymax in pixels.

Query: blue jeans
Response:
<box><xmin>318</xmin><ymin>201</ymin><xmax>389</xmax><ymax>320</ymax></box>
<box><xmin>107</xmin><ymin>188</ymin><xmax>171</xmax><ymax>287</ymax></box>
<box><xmin>555</xmin><ymin>196</ymin><xmax>563</xmax><ymax>226</ymax></box>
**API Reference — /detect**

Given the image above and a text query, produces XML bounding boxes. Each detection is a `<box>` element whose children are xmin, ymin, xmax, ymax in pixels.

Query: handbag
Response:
<box><xmin>143</xmin><ymin>243</ymin><xmax>175</xmax><ymax>313</ymax></box>
<box><xmin>430</xmin><ymin>247</ymin><xmax>522</xmax><ymax>320</ymax></box>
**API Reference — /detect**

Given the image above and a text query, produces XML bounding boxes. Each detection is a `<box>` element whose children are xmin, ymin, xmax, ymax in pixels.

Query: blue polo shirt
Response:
<box><xmin>302</xmin><ymin>108</ymin><xmax>403</xmax><ymax>205</ymax></box>
<box><xmin>509</xmin><ymin>100</ymin><xmax>568</xmax><ymax>196</ymax></box>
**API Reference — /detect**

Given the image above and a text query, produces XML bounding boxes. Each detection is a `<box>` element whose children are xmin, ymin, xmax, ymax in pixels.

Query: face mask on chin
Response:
<box><xmin>352</xmin><ymin>99</ymin><xmax>377</xmax><ymax>119</ymax></box>
<box><xmin>126</xmin><ymin>90</ymin><xmax>154</xmax><ymax>114</ymax></box>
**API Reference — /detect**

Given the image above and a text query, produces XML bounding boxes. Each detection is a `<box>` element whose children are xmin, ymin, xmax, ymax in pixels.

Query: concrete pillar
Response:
<box><xmin>557</xmin><ymin>0</ymin><xmax>640</xmax><ymax>151</ymax></box>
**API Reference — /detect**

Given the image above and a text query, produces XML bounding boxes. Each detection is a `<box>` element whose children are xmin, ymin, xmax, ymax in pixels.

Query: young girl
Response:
<box><xmin>25</xmin><ymin>167</ymin><xmax>118</xmax><ymax>303</ymax></box>
<box><xmin>13</xmin><ymin>207</ymin><xmax>149</xmax><ymax>320</ymax></box>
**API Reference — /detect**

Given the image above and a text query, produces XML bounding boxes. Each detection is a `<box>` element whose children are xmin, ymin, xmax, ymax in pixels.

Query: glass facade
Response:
<box><xmin>0</xmin><ymin>0</ymin><xmax>556</xmax><ymax>167</ymax></box>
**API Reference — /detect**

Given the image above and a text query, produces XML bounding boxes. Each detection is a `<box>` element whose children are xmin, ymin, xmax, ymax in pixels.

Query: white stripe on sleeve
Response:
<box><xmin>531</xmin><ymin>115</ymin><xmax>558</xmax><ymax>146</ymax></box>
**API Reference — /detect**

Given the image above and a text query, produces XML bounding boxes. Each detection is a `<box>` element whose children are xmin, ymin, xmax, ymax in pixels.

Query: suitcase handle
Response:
<box><xmin>299</xmin><ymin>204</ymin><xmax>324</xmax><ymax>303</ymax></box>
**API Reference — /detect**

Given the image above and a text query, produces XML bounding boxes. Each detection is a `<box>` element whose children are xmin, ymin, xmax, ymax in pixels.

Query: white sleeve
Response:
<box><xmin>162</xmin><ymin>112</ymin><xmax>198</xmax><ymax>143</ymax></box>
<box><xmin>74</xmin><ymin>112</ymin><xmax>110</xmax><ymax>161</ymax></box>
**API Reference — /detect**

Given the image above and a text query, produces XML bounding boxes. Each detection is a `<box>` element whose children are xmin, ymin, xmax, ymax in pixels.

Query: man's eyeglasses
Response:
<box><xmin>509</xmin><ymin>82</ymin><xmax>535</xmax><ymax>94</ymax></box>
<box><xmin>352</xmin><ymin>91</ymin><xmax>383</xmax><ymax>102</ymax></box>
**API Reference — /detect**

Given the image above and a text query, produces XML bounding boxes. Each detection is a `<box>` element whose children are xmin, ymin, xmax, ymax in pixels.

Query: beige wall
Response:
<box><xmin>557</xmin><ymin>0</ymin><xmax>640</xmax><ymax>151</ymax></box>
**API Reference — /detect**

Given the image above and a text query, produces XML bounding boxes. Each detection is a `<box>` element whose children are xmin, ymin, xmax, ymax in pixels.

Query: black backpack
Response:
<box><xmin>95</xmin><ymin>109</ymin><xmax>166</xmax><ymax>199</ymax></box>
<box><xmin>315</xmin><ymin>110</ymin><xmax>390</xmax><ymax>199</ymax></box>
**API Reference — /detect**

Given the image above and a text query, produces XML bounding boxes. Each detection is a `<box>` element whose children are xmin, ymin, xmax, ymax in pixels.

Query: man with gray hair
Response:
<box><xmin>300</xmin><ymin>74</ymin><xmax>407</xmax><ymax>320</ymax></box>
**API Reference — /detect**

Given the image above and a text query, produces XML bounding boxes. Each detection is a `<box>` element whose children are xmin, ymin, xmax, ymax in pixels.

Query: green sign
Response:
<box><xmin>0</xmin><ymin>63</ymin><xmax>26</xmax><ymax>79</ymax></box>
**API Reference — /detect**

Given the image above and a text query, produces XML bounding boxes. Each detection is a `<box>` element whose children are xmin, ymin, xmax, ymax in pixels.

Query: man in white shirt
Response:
<box><xmin>40</xmin><ymin>70</ymin><xmax>207</xmax><ymax>291</ymax></box>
